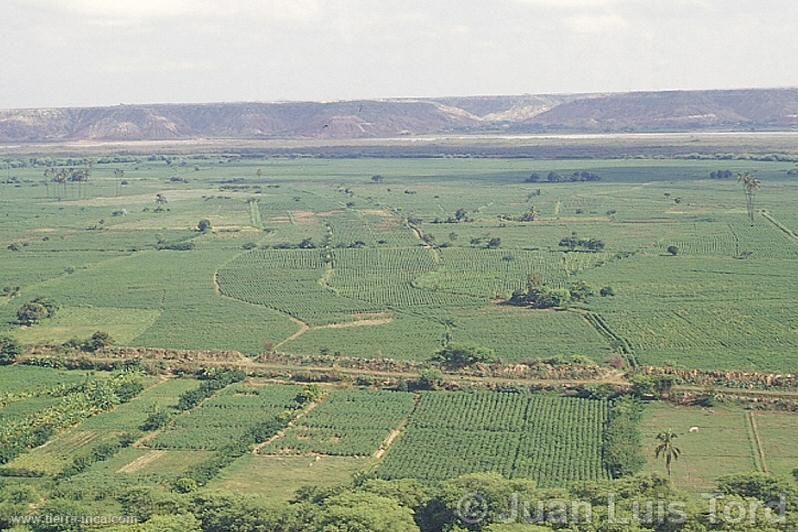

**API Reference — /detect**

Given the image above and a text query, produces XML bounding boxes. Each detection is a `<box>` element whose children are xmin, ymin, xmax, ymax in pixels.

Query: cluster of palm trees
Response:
<box><xmin>42</xmin><ymin>161</ymin><xmax>94</xmax><ymax>199</ymax></box>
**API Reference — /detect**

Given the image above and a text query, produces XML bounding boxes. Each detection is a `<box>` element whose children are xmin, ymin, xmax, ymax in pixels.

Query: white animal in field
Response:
<box><xmin>689</xmin><ymin>426</ymin><xmax>699</xmax><ymax>433</ymax></box>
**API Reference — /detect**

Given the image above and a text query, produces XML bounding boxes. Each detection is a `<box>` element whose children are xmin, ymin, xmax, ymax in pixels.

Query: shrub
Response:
<box><xmin>416</xmin><ymin>368</ymin><xmax>444</xmax><ymax>390</ymax></box>
<box><xmin>603</xmin><ymin>397</ymin><xmax>645</xmax><ymax>478</ymax></box>
<box><xmin>667</xmin><ymin>245</ymin><xmax>679</xmax><ymax>256</ymax></box>
<box><xmin>172</xmin><ymin>477</ymin><xmax>199</xmax><ymax>494</ymax></box>
<box><xmin>197</xmin><ymin>219</ymin><xmax>212</xmax><ymax>232</ymax></box>
<box><xmin>432</xmin><ymin>343</ymin><xmax>496</xmax><ymax>368</ymax></box>
<box><xmin>600</xmin><ymin>286</ymin><xmax>615</xmax><ymax>297</ymax></box>
<box><xmin>81</xmin><ymin>331</ymin><xmax>113</xmax><ymax>352</ymax></box>
<box><xmin>141</xmin><ymin>407</ymin><xmax>171</xmax><ymax>431</ymax></box>
<box><xmin>16</xmin><ymin>297</ymin><xmax>59</xmax><ymax>325</ymax></box>
<box><xmin>0</xmin><ymin>336</ymin><xmax>22</xmax><ymax>365</ymax></box>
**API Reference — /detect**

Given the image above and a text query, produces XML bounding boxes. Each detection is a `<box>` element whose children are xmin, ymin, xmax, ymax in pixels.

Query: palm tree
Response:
<box><xmin>114</xmin><ymin>168</ymin><xmax>125</xmax><ymax>197</ymax></box>
<box><xmin>655</xmin><ymin>429</ymin><xmax>681</xmax><ymax>478</ymax></box>
<box><xmin>50</xmin><ymin>168</ymin><xmax>68</xmax><ymax>200</ymax></box>
<box><xmin>737</xmin><ymin>172</ymin><xmax>761</xmax><ymax>225</ymax></box>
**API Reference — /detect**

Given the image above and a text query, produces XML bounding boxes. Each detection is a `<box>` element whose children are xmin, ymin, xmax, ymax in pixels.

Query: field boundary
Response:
<box><xmin>746</xmin><ymin>411</ymin><xmax>769</xmax><ymax>473</ymax></box>
<box><xmin>374</xmin><ymin>393</ymin><xmax>420</xmax><ymax>460</ymax></box>
<box><xmin>762</xmin><ymin>210</ymin><xmax>798</xmax><ymax>245</ymax></box>
<box><xmin>253</xmin><ymin>392</ymin><xmax>328</xmax><ymax>455</ymax></box>
<box><xmin>580</xmin><ymin>311</ymin><xmax>638</xmax><ymax>367</ymax></box>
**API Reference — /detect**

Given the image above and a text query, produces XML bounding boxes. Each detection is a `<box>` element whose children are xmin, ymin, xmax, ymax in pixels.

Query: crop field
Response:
<box><xmin>2</xmin><ymin>154</ymin><xmax>798</xmax><ymax>523</ymax></box>
<box><xmin>263</xmin><ymin>389</ymin><xmax>416</xmax><ymax>456</ymax></box>
<box><xmin>2</xmin><ymin>156</ymin><xmax>798</xmax><ymax>370</ymax></box>
<box><xmin>377</xmin><ymin>391</ymin><xmax>610</xmax><ymax>487</ymax></box>
<box><xmin>150</xmin><ymin>383</ymin><xmax>302</xmax><ymax>450</ymax></box>
<box><xmin>1</xmin><ymin>377</ymin><xmax>195</xmax><ymax>476</ymax></box>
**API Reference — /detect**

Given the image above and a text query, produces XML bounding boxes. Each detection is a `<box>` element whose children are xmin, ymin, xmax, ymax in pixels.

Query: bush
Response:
<box><xmin>141</xmin><ymin>407</ymin><xmax>171</xmax><ymax>431</ymax></box>
<box><xmin>16</xmin><ymin>297</ymin><xmax>58</xmax><ymax>325</ymax></box>
<box><xmin>157</xmin><ymin>241</ymin><xmax>194</xmax><ymax>251</ymax></box>
<box><xmin>0</xmin><ymin>336</ymin><xmax>22</xmax><ymax>365</ymax></box>
<box><xmin>172</xmin><ymin>477</ymin><xmax>199</xmax><ymax>494</ymax></box>
<box><xmin>667</xmin><ymin>245</ymin><xmax>679</xmax><ymax>256</ymax></box>
<box><xmin>197</xmin><ymin>219</ymin><xmax>212</xmax><ymax>232</ymax></box>
<box><xmin>432</xmin><ymin>343</ymin><xmax>496</xmax><ymax>368</ymax></box>
<box><xmin>599</xmin><ymin>286</ymin><xmax>615</xmax><ymax>297</ymax></box>
<box><xmin>603</xmin><ymin>397</ymin><xmax>645</xmax><ymax>478</ymax></box>
<box><xmin>81</xmin><ymin>331</ymin><xmax>113</xmax><ymax>352</ymax></box>
<box><xmin>416</xmin><ymin>368</ymin><xmax>444</xmax><ymax>390</ymax></box>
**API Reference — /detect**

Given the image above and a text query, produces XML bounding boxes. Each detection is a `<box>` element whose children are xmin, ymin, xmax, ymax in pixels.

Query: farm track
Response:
<box><xmin>761</xmin><ymin>210</ymin><xmax>798</xmax><ymax>245</ymax></box>
<box><xmin>373</xmin><ymin>393</ymin><xmax>420</xmax><ymax>460</ymax></box>
<box><xmin>21</xmin><ymin>348</ymin><xmax>798</xmax><ymax>405</ymax></box>
<box><xmin>579</xmin><ymin>311</ymin><xmax>638</xmax><ymax>367</ymax></box>
<box><xmin>252</xmin><ymin>393</ymin><xmax>327</xmax><ymax>454</ymax></box>
<box><xmin>273</xmin><ymin>316</ymin><xmax>311</xmax><ymax>349</ymax></box>
<box><xmin>746</xmin><ymin>411</ymin><xmax>769</xmax><ymax>473</ymax></box>
<box><xmin>117</xmin><ymin>450</ymin><xmax>166</xmax><ymax>474</ymax></box>
<box><xmin>407</xmin><ymin>220</ymin><xmax>442</xmax><ymax>263</ymax></box>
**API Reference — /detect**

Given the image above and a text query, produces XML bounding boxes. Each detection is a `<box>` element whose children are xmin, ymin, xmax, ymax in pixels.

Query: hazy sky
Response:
<box><xmin>2</xmin><ymin>0</ymin><xmax>797</xmax><ymax>108</ymax></box>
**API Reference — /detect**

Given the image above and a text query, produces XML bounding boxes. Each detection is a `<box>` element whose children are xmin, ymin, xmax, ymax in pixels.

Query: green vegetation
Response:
<box><xmin>1</xmin><ymin>156</ymin><xmax>797</xmax><ymax>370</ymax></box>
<box><xmin>378</xmin><ymin>391</ymin><xmax>609</xmax><ymax>487</ymax></box>
<box><xmin>2</xmin><ymin>154</ymin><xmax>798</xmax><ymax>529</ymax></box>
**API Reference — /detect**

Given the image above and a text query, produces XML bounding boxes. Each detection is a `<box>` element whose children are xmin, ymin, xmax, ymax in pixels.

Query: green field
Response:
<box><xmin>3</xmin><ymin>156</ymin><xmax>798</xmax><ymax>370</ymax></box>
<box><xmin>641</xmin><ymin>403</ymin><xmax>798</xmax><ymax>492</ymax></box>
<box><xmin>3</xmin><ymin>154</ymin><xmax>798</xmax><ymax>529</ymax></box>
<box><xmin>377</xmin><ymin>391</ymin><xmax>609</xmax><ymax>487</ymax></box>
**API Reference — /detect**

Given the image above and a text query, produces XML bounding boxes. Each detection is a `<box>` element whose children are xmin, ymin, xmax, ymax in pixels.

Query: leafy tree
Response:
<box><xmin>191</xmin><ymin>493</ymin><xmax>287</xmax><ymax>531</ymax></box>
<box><xmin>603</xmin><ymin>397</ymin><xmax>646</xmax><ymax>478</ymax></box>
<box><xmin>525</xmin><ymin>173</ymin><xmax>541</xmax><ymax>183</ymax></box>
<box><xmin>371</xmin><ymin>175</ymin><xmax>384</xmax><ymax>184</ymax></box>
<box><xmin>309</xmin><ymin>492</ymin><xmax>418</xmax><ymax>531</ymax></box>
<box><xmin>599</xmin><ymin>286</ymin><xmax>615</xmax><ymax>297</ymax></box>
<box><xmin>710</xmin><ymin>169</ymin><xmax>734</xmax><ymax>179</ymax></box>
<box><xmin>416</xmin><ymin>368</ymin><xmax>444</xmax><ymax>390</ymax></box>
<box><xmin>568</xmin><ymin>280</ymin><xmax>594</xmax><ymax>302</ymax></box>
<box><xmin>509</xmin><ymin>285</ymin><xmax>572</xmax><ymax>309</ymax></box>
<box><xmin>630</xmin><ymin>374</ymin><xmax>677</xmax><ymax>399</ymax></box>
<box><xmin>486</xmin><ymin>237</ymin><xmax>502</xmax><ymax>249</ymax></box>
<box><xmin>0</xmin><ymin>336</ymin><xmax>21</xmax><ymax>365</ymax></box>
<box><xmin>358</xmin><ymin>478</ymin><xmax>430</xmax><ymax>510</ymax></box>
<box><xmin>141</xmin><ymin>406</ymin><xmax>170</xmax><ymax>431</ymax></box>
<box><xmin>172</xmin><ymin>477</ymin><xmax>199</xmax><ymax>494</ymax></box>
<box><xmin>654</xmin><ymin>429</ymin><xmax>681</xmax><ymax>478</ymax></box>
<box><xmin>559</xmin><ymin>232</ymin><xmax>604</xmax><ymax>253</ymax></box>
<box><xmin>197</xmin><ymin>219</ymin><xmax>212</xmax><ymax>233</ymax></box>
<box><xmin>418</xmin><ymin>473</ymin><xmax>537</xmax><ymax>532</ymax></box>
<box><xmin>82</xmin><ymin>331</ymin><xmax>113</xmax><ymax>352</ymax></box>
<box><xmin>666</xmin><ymin>245</ymin><xmax>679</xmax><ymax>256</ymax></box>
<box><xmin>16</xmin><ymin>302</ymin><xmax>49</xmax><ymax>325</ymax></box>
<box><xmin>107</xmin><ymin>514</ymin><xmax>201</xmax><ymax>532</ymax></box>
<box><xmin>717</xmin><ymin>472</ymin><xmax>798</xmax><ymax>510</ymax></box>
<box><xmin>432</xmin><ymin>343</ymin><xmax>496</xmax><ymax>368</ymax></box>
<box><xmin>28</xmin><ymin>498</ymin><xmax>88</xmax><ymax>532</ymax></box>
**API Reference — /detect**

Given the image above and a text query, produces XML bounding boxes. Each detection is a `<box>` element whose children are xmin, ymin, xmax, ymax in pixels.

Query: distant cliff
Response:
<box><xmin>2</xmin><ymin>88</ymin><xmax>797</xmax><ymax>142</ymax></box>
